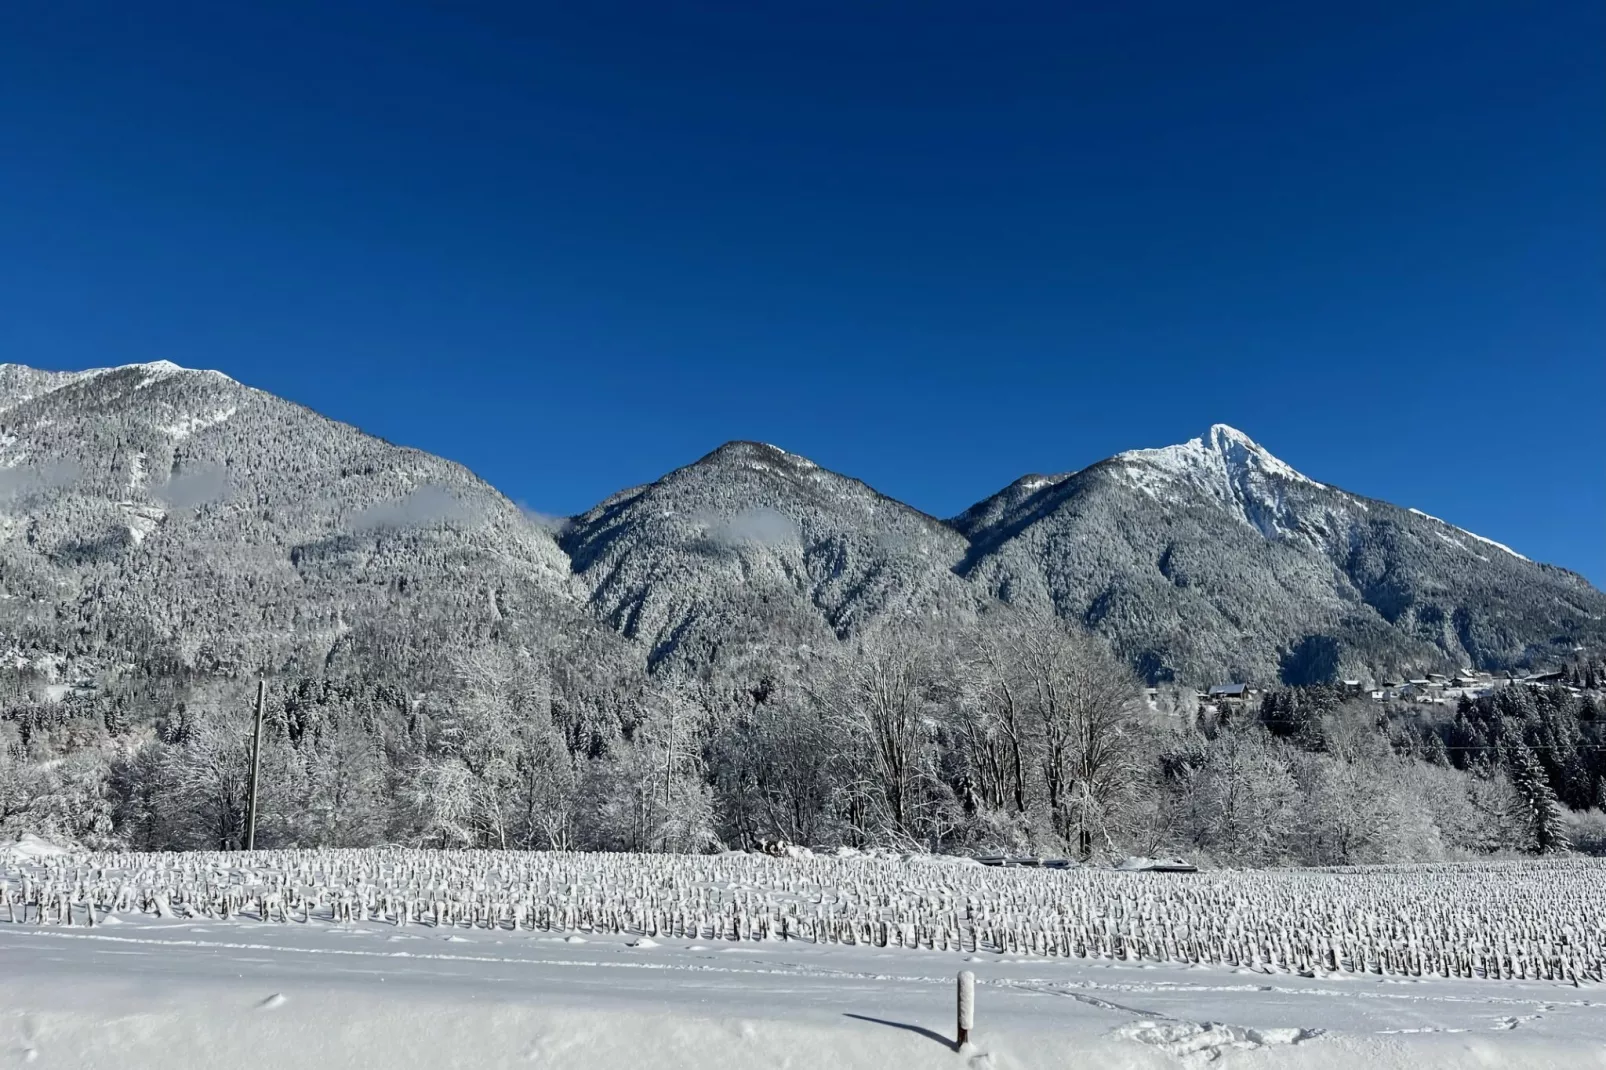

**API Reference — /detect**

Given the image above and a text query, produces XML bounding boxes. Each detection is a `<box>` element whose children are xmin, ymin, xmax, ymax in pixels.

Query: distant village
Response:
<box><xmin>1160</xmin><ymin>668</ymin><xmax>1589</xmax><ymax>718</ymax></box>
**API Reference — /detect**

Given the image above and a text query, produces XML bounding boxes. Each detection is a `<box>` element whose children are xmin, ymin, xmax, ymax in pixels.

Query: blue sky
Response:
<box><xmin>2</xmin><ymin>1</ymin><xmax>1601</xmax><ymax>582</ymax></box>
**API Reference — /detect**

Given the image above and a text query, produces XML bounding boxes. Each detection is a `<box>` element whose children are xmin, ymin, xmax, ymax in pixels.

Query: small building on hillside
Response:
<box><xmin>1399</xmin><ymin>680</ymin><xmax>1449</xmax><ymax>704</ymax></box>
<box><xmin>1207</xmin><ymin>684</ymin><xmax>1251</xmax><ymax>712</ymax></box>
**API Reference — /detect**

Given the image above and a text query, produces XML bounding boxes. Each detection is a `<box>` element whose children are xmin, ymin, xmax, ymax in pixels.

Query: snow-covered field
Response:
<box><xmin>3</xmin><ymin>842</ymin><xmax>1604</xmax><ymax>1069</ymax></box>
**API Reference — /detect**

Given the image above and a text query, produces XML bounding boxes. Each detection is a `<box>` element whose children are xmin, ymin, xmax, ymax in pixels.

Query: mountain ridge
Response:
<box><xmin>0</xmin><ymin>359</ymin><xmax>596</xmax><ymax>688</ymax></box>
<box><xmin>558</xmin><ymin>439</ymin><xmax>979</xmax><ymax>668</ymax></box>
<box><xmin>4</xmin><ymin>360</ymin><xmax>1598</xmax><ymax>687</ymax></box>
<box><xmin>949</xmin><ymin>425</ymin><xmax>1603</xmax><ymax>683</ymax></box>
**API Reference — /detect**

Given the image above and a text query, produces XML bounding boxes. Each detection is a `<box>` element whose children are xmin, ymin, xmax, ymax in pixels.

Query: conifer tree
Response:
<box><xmin>1508</xmin><ymin>741</ymin><xmax>1570</xmax><ymax>854</ymax></box>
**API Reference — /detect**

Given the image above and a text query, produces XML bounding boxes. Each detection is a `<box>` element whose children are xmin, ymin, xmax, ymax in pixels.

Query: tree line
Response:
<box><xmin>3</xmin><ymin>607</ymin><xmax>1603</xmax><ymax>865</ymax></box>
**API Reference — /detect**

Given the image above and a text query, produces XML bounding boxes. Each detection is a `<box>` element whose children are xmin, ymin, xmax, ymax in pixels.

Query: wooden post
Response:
<box><xmin>956</xmin><ymin>969</ymin><xmax>975</xmax><ymax>1049</ymax></box>
<box><xmin>245</xmin><ymin>677</ymin><xmax>266</xmax><ymax>851</ymax></box>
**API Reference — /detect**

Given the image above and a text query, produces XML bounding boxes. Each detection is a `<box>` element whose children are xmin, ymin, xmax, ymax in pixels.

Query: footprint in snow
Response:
<box><xmin>1114</xmin><ymin>1019</ymin><xmax>1323</xmax><ymax>1062</ymax></box>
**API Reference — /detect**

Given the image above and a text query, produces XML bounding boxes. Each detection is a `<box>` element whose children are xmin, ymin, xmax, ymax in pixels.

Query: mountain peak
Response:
<box><xmin>0</xmin><ymin>360</ymin><xmax>234</xmax><ymax>396</ymax></box>
<box><xmin>705</xmin><ymin>440</ymin><xmax>815</xmax><ymax>466</ymax></box>
<box><xmin>109</xmin><ymin>359</ymin><xmax>235</xmax><ymax>382</ymax></box>
<box><xmin>0</xmin><ymin>359</ymin><xmax>210</xmax><ymax>376</ymax></box>
<box><xmin>678</xmin><ymin>441</ymin><xmax>826</xmax><ymax>486</ymax></box>
<box><xmin>1118</xmin><ymin>425</ymin><xmax>1319</xmax><ymax>490</ymax></box>
<box><xmin>1205</xmin><ymin>423</ymin><xmax>1259</xmax><ymax>450</ymax></box>
<box><xmin>1101</xmin><ymin>425</ymin><xmax>1324</xmax><ymax>543</ymax></box>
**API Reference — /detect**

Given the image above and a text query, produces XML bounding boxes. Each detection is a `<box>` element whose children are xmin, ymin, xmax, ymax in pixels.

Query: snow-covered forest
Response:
<box><xmin>7</xmin><ymin>604</ymin><xmax>1604</xmax><ymax>864</ymax></box>
<box><xmin>1</xmin><ymin>363</ymin><xmax>1604</xmax><ymax>868</ymax></box>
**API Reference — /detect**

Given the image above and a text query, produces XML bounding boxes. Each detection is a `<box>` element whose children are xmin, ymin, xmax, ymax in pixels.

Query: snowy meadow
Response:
<box><xmin>5</xmin><ymin>843</ymin><xmax>1606</xmax><ymax>1068</ymax></box>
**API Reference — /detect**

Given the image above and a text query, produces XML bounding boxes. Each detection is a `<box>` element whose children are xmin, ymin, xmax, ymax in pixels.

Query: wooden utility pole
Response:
<box><xmin>662</xmin><ymin>698</ymin><xmax>677</xmax><ymax>813</ymax></box>
<box><xmin>956</xmin><ymin>970</ymin><xmax>975</xmax><ymax>1050</ymax></box>
<box><xmin>245</xmin><ymin>677</ymin><xmax>266</xmax><ymax>851</ymax></box>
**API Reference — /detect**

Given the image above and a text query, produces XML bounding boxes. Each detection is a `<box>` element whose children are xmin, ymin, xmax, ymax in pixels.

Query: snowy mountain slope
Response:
<box><xmin>560</xmin><ymin>441</ymin><xmax>980</xmax><ymax>666</ymax></box>
<box><xmin>0</xmin><ymin>361</ymin><xmax>583</xmax><ymax>682</ymax></box>
<box><xmin>0</xmin><ymin>360</ymin><xmax>1595</xmax><ymax>691</ymax></box>
<box><xmin>952</xmin><ymin>425</ymin><xmax>1606</xmax><ymax>684</ymax></box>
<box><xmin>0</xmin><ymin>362</ymin><xmax>96</xmax><ymax>411</ymax></box>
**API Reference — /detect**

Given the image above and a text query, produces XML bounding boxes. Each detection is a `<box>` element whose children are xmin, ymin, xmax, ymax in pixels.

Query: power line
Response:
<box><xmin>1430</xmin><ymin>744</ymin><xmax>1606</xmax><ymax>751</ymax></box>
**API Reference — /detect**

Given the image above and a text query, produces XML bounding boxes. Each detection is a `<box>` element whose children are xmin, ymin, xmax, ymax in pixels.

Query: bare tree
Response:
<box><xmin>808</xmin><ymin>623</ymin><xmax>954</xmax><ymax>847</ymax></box>
<box><xmin>305</xmin><ymin>717</ymin><xmax>388</xmax><ymax>847</ymax></box>
<box><xmin>404</xmin><ymin>756</ymin><xmax>476</xmax><ymax>847</ymax></box>
<box><xmin>1003</xmin><ymin>610</ymin><xmax>1147</xmax><ymax>858</ymax></box>
<box><xmin>512</xmin><ymin>716</ymin><xmax>578</xmax><ymax>849</ymax></box>
<box><xmin>713</xmin><ymin>692</ymin><xmax>836</xmax><ymax>848</ymax></box>
<box><xmin>957</xmin><ymin>617</ymin><xmax>1032</xmax><ymax>817</ymax></box>
<box><xmin>1176</xmin><ymin>726</ymin><xmax>1299</xmax><ymax>865</ymax></box>
<box><xmin>577</xmin><ymin>676</ymin><xmax>718</xmax><ymax>853</ymax></box>
<box><xmin>435</xmin><ymin>643</ymin><xmax>557</xmax><ymax>846</ymax></box>
<box><xmin>165</xmin><ymin>713</ymin><xmax>252</xmax><ymax>850</ymax></box>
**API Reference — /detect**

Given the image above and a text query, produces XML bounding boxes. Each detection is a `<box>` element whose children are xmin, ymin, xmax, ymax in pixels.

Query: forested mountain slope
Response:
<box><xmin>0</xmin><ymin>361</ymin><xmax>581</xmax><ymax>688</ymax></box>
<box><xmin>1</xmin><ymin>363</ymin><xmax>1598</xmax><ymax>692</ymax></box>
<box><xmin>3</xmin><ymin>363</ymin><xmax>1604</xmax><ymax>860</ymax></box>
<box><xmin>952</xmin><ymin>424</ymin><xmax>1606</xmax><ymax>684</ymax></box>
<box><xmin>560</xmin><ymin>441</ymin><xmax>980</xmax><ymax>667</ymax></box>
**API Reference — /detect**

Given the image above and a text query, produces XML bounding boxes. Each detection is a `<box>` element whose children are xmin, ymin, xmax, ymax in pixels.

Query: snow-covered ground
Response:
<box><xmin>2</xmin><ymin>844</ymin><xmax>1603</xmax><ymax>1069</ymax></box>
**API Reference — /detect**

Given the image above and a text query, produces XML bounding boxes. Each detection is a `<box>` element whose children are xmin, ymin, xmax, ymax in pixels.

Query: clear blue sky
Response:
<box><xmin>2</xmin><ymin>2</ymin><xmax>1601</xmax><ymax>582</ymax></box>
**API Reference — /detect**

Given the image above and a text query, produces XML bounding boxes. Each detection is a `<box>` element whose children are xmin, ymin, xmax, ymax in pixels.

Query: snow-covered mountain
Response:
<box><xmin>952</xmin><ymin>425</ymin><xmax>1606</xmax><ymax>684</ymax></box>
<box><xmin>559</xmin><ymin>441</ymin><xmax>980</xmax><ymax>667</ymax></box>
<box><xmin>0</xmin><ymin>361</ymin><xmax>584</xmax><ymax>683</ymax></box>
<box><xmin>1</xmin><ymin>361</ymin><xmax>1598</xmax><ymax>689</ymax></box>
